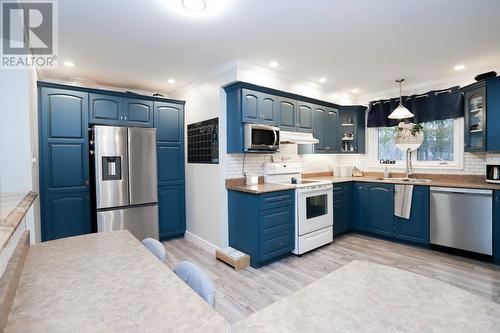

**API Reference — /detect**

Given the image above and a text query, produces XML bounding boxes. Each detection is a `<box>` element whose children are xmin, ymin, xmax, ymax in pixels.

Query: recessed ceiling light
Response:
<box><xmin>168</xmin><ymin>78</ymin><xmax>176</xmax><ymax>84</ymax></box>
<box><xmin>319</xmin><ymin>77</ymin><xmax>327</xmax><ymax>83</ymax></box>
<box><xmin>454</xmin><ymin>64</ymin><xmax>465</xmax><ymax>71</ymax></box>
<box><xmin>351</xmin><ymin>88</ymin><xmax>359</xmax><ymax>93</ymax></box>
<box><xmin>63</xmin><ymin>61</ymin><xmax>74</xmax><ymax>67</ymax></box>
<box><xmin>182</xmin><ymin>0</ymin><xmax>206</xmax><ymax>12</ymax></box>
<box><xmin>269</xmin><ymin>61</ymin><xmax>279</xmax><ymax>68</ymax></box>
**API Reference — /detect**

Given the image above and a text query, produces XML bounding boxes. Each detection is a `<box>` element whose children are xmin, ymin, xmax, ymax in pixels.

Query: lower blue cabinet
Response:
<box><xmin>394</xmin><ymin>186</ymin><xmax>430</xmax><ymax>245</ymax></box>
<box><xmin>353</xmin><ymin>182</ymin><xmax>394</xmax><ymax>238</ymax></box>
<box><xmin>494</xmin><ymin>191</ymin><xmax>500</xmax><ymax>264</ymax></box>
<box><xmin>228</xmin><ymin>190</ymin><xmax>295</xmax><ymax>268</ymax></box>
<box><xmin>333</xmin><ymin>183</ymin><xmax>352</xmax><ymax>236</ymax></box>
<box><xmin>42</xmin><ymin>192</ymin><xmax>91</xmax><ymax>242</ymax></box>
<box><xmin>158</xmin><ymin>185</ymin><xmax>186</xmax><ymax>240</ymax></box>
<box><xmin>367</xmin><ymin>184</ymin><xmax>394</xmax><ymax>237</ymax></box>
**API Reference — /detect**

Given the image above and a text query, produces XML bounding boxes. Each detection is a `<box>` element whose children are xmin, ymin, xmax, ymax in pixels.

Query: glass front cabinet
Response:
<box><xmin>463</xmin><ymin>82</ymin><xmax>486</xmax><ymax>152</ymax></box>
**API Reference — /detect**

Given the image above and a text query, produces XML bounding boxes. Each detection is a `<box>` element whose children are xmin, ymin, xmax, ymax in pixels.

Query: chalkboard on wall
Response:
<box><xmin>187</xmin><ymin>118</ymin><xmax>219</xmax><ymax>164</ymax></box>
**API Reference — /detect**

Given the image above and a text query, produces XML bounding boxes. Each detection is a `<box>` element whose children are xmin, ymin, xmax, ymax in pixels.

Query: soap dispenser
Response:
<box><xmin>384</xmin><ymin>166</ymin><xmax>390</xmax><ymax>179</ymax></box>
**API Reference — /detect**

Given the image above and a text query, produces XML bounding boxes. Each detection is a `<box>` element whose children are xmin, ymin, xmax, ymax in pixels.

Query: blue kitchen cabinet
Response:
<box><xmin>487</xmin><ymin>77</ymin><xmax>500</xmax><ymax>152</ymax></box>
<box><xmin>89</xmin><ymin>93</ymin><xmax>122</xmax><ymax>124</ymax></box>
<box><xmin>353</xmin><ymin>182</ymin><xmax>394</xmax><ymax>238</ymax></box>
<box><xmin>241</xmin><ymin>89</ymin><xmax>278</xmax><ymax>125</ymax></box>
<box><xmin>339</xmin><ymin>106</ymin><xmax>366</xmax><ymax>154</ymax></box>
<box><xmin>313</xmin><ymin>106</ymin><xmax>339</xmax><ymax>153</ymax></box>
<box><xmin>39</xmin><ymin>81</ymin><xmax>186</xmax><ymax>242</ymax></box>
<box><xmin>89</xmin><ymin>94</ymin><xmax>153</xmax><ymax>127</ymax></box>
<box><xmin>158</xmin><ymin>185</ymin><xmax>186</xmax><ymax>239</ymax></box>
<box><xmin>278</xmin><ymin>97</ymin><xmax>297</xmax><ymax>131</ymax></box>
<box><xmin>39</xmin><ymin>87</ymin><xmax>91</xmax><ymax>241</ymax></box>
<box><xmin>228</xmin><ymin>190</ymin><xmax>295</xmax><ymax>268</ymax></box>
<box><xmin>154</xmin><ymin>101</ymin><xmax>185</xmax><ymax>239</ymax></box>
<box><xmin>42</xmin><ymin>192</ymin><xmax>91</xmax><ymax>241</ymax></box>
<box><xmin>324</xmin><ymin>108</ymin><xmax>340</xmax><ymax>153</ymax></box>
<box><xmin>394</xmin><ymin>186</ymin><xmax>430</xmax><ymax>245</ymax></box>
<box><xmin>123</xmin><ymin>99</ymin><xmax>153</xmax><ymax>127</ymax></box>
<box><xmin>154</xmin><ymin>101</ymin><xmax>183</xmax><ymax>145</ymax></box>
<box><xmin>368</xmin><ymin>184</ymin><xmax>394</xmax><ymax>237</ymax></box>
<box><xmin>313</xmin><ymin>105</ymin><xmax>326</xmax><ymax>151</ymax></box>
<box><xmin>333</xmin><ymin>183</ymin><xmax>352</xmax><ymax>236</ymax></box>
<box><xmin>494</xmin><ymin>191</ymin><xmax>500</xmax><ymax>264</ymax></box>
<box><xmin>353</xmin><ymin>183</ymin><xmax>369</xmax><ymax>232</ymax></box>
<box><xmin>296</xmin><ymin>101</ymin><xmax>314</xmax><ymax>133</ymax></box>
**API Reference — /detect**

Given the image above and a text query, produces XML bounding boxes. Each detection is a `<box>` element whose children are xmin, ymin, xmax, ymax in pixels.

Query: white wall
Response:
<box><xmin>0</xmin><ymin>65</ymin><xmax>40</xmax><ymax>243</ymax></box>
<box><xmin>172</xmin><ymin>66</ymin><xmax>237</xmax><ymax>250</ymax></box>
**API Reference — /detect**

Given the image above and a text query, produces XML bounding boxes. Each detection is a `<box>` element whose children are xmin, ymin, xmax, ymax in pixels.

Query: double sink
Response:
<box><xmin>374</xmin><ymin>177</ymin><xmax>432</xmax><ymax>183</ymax></box>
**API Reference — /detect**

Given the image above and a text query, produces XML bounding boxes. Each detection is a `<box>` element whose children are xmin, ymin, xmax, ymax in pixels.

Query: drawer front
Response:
<box><xmin>260</xmin><ymin>190</ymin><xmax>294</xmax><ymax>210</ymax></box>
<box><xmin>260</xmin><ymin>230</ymin><xmax>293</xmax><ymax>261</ymax></box>
<box><xmin>259</xmin><ymin>206</ymin><xmax>293</xmax><ymax>236</ymax></box>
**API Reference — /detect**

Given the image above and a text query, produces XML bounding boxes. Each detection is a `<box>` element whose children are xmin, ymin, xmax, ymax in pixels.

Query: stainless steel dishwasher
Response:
<box><xmin>430</xmin><ymin>187</ymin><xmax>492</xmax><ymax>255</ymax></box>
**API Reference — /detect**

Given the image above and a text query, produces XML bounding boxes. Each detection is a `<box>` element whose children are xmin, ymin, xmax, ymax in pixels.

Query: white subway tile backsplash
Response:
<box><xmin>227</xmin><ymin>144</ymin><xmax>500</xmax><ymax>178</ymax></box>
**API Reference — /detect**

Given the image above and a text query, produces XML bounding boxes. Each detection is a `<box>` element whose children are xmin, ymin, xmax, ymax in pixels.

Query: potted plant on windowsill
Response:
<box><xmin>394</xmin><ymin>122</ymin><xmax>424</xmax><ymax>152</ymax></box>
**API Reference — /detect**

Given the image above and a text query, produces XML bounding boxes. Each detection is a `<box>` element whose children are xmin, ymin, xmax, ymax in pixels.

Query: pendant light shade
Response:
<box><xmin>388</xmin><ymin>79</ymin><xmax>414</xmax><ymax>120</ymax></box>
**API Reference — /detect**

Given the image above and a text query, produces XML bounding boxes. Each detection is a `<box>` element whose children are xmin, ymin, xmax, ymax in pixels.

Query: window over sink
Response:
<box><xmin>369</xmin><ymin>118</ymin><xmax>464</xmax><ymax>169</ymax></box>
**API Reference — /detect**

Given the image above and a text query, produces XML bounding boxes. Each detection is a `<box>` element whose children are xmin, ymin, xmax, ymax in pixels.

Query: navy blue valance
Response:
<box><xmin>367</xmin><ymin>86</ymin><xmax>464</xmax><ymax>127</ymax></box>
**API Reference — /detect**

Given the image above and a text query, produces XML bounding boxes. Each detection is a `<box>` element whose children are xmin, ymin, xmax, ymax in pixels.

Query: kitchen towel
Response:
<box><xmin>394</xmin><ymin>184</ymin><xmax>413</xmax><ymax>219</ymax></box>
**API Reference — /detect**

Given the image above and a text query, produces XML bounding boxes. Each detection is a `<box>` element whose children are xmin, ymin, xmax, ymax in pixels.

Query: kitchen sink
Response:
<box><xmin>375</xmin><ymin>177</ymin><xmax>432</xmax><ymax>183</ymax></box>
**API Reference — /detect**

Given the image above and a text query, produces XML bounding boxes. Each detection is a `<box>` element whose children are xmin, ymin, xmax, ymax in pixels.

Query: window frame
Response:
<box><xmin>367</xmin><ymin>117</ymin><xmax>464</xmax><ymax>170</ymax></box>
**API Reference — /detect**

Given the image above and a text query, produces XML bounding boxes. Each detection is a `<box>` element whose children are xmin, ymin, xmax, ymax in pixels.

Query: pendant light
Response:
<box><xmin>388</xmin><ymin>79</ymin><xmax>414</xmax><ymax>119</ymax></box>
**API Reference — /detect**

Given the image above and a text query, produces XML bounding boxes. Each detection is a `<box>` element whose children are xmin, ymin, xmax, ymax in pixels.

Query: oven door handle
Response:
<box><xmin>297</xmin><ymin>186</ymin><xmax>333</xmax><ymax>195</ymax></box>
<box><xmin>273</xmin><ymin>130</ymin><xmax>278</xmax><ymax>146</ymax></box>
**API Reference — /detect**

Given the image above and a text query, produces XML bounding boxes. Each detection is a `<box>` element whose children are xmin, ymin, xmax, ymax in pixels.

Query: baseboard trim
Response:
<box><xmin>184</xmin><ymin>231</ymin><xmax>220</xmax><ymax>255</ymax></box>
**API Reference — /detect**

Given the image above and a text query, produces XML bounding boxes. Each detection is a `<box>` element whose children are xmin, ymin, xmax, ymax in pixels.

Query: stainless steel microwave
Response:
<box><xmin>244</xmin><ymin>123</ymin><xmax>280</xmax><ymax>152</ymax></box>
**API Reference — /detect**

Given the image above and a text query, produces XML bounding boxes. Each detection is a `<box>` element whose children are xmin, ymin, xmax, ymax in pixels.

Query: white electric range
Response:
<box><xmin>264</xmin><ymin>162</ymin><xmax>333</xmax><ymax>255</ymax></box>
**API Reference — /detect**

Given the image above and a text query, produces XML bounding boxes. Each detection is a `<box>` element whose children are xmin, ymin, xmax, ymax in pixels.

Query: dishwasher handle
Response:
<box><xmin>430</xmin><ymin>187</ymin><xmax>492</xmax><ymax>196</ymax></box>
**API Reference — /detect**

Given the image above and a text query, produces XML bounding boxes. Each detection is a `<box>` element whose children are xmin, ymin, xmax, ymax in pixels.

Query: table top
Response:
<box><xmin>0</xmin><ymin>192</ymin><xmax>37</xmax><ymax>251</ymax></box>
<box><xmin>233</xmin><ymin>260</ymin><xmax>500</xmax><ymax>332</ymax></box>
<box><xmin>5</xmin><ymin>231</ymin><xmax>230</xmax><ymax>333</ymax></box>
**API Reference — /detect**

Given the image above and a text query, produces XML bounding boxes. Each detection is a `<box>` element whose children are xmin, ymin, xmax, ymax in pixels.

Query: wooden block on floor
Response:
<box><xmin>216</xmin><ymin>247</ymin><xmax>250</xmax><ymax>271</ymax></box>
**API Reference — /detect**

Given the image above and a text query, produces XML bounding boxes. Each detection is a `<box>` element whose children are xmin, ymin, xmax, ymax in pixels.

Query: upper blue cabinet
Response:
<box><xmin>225</xmin><ymin>82</ymin><xmax>365</xmax><ymax>153</ymax></box>
<box><xmin>89</xmin><ymin>94</ymin><xmax>153</xmax><ymax>127</ymax></box>
<box><xmin>463</xmin><ymin>76</ymin><xmax>500</xmax><ymax>152</ymax></box>
<box><xmin>313</xmin><ymin>106</ymin><xmax>340</xmax><ymax>153</ymax></box>
<box><xmin>295</xmin><ymin>101</ymin><xmax>314</xmax><ymax>133</ymax></box>
<box><xmin>154</xmin><ymin>102</ymin><xmax>183</xmax><ymax>144</ymax></box>
<box><xmin>338</xmin><ymin>106</ymin><xmax>366</xmax><ymax>154</ymax></box>
<box><xmin>278</xmin><ymin>97</ymin><xmax>297</xmax><ymax>131</ymax></box>
<box><xmin>241</xmin><ymin>89</ymin><xmax>279</xmax><ymax>125</ymax></box>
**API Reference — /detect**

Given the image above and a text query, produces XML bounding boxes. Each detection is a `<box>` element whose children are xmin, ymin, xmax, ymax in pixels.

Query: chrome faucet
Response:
<box><xmin>405</xmin><ymin>148</ymin><xmax>413</xmax><ymax>179</ymax></box>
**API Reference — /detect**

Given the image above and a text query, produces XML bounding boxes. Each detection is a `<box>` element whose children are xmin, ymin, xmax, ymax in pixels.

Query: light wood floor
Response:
<box><xmin>163</xmin><ymin>233</ymin><xmax>500</xmax><ymax>324</ymax></box>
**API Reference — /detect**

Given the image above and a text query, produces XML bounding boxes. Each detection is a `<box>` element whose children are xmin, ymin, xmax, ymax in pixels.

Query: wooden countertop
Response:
<box><xmin>226</xmin><ymin>183</ymin><xmax>296</xmax><ymax>194</ymax></box>
<box><xmin>305</xmin><ymin>175</ymin><xmax>500</xmax><ymax>190</ymax></box>
<box><xmin>0</xmin><ymin>192</ymin><xmax>37</xmax><ymax>251</ymax></box>
<box><xmin>226</xmin><ymin>173</ymin><xmax>500</xmax><ymax>194</ymax></box>
<box><xmin>5</xmin><ymin>231</ymin><xmax>230</xmax><ymax>333</ymax></box>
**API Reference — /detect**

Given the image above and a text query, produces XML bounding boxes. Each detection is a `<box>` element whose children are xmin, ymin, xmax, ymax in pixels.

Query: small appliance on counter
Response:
<box><xmin>486</xmin><ymin>156</ymin><xmax>500</xmax><ymax>184</ymax></box>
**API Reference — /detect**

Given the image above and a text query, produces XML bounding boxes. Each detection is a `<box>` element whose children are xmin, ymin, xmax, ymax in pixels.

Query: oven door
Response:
<box><xmin>244</xmin><ymin>124</ymin><xmax>279</xmax><ymax>151</ymax></box>
<box><xmin>297</xmin><ymin>185</ymin><xmax>333</xmax><ymax>235</ymax></box>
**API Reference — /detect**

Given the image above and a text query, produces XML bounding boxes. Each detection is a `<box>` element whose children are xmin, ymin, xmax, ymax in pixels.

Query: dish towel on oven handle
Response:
<box><xmin>394</xmin><ymin>184</ymin><xmax>413</xmax><ymax>219</ymax></box>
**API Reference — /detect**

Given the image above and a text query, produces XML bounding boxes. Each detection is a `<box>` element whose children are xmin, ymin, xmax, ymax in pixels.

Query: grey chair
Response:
<box><xmin>142</xmin><ymin>238</ymin><xmax>166</xmax><ymax>262</ymax></box>
<box><xmin>174</xmin><ymin>261</ymin><xmax>215</xmax><ymax>306</ymax></box>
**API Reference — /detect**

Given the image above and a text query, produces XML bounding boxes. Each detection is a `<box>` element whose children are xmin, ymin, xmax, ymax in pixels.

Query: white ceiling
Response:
<box><xmin>39</xmin><ymin>0</ymin><xmax>500</xmax><ymax>98</ymax></box>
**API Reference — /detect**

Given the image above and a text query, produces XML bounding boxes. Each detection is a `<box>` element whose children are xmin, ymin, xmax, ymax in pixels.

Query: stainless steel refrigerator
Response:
<box><xmin>93</xmin><ymin>125</ymin><xmax>159</xmax><ymax>240</ymax></box>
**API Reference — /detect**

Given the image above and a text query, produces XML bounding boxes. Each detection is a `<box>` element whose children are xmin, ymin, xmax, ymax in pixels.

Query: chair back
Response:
<box><xmin>174</xmin><ymin>261</ymin><xmax>215</xmax><ymax>306</ymax></box>
<box><xmin>142</xmin><ymin>238</ymin><xmax>166</xmax><ymax>262</ymax></box>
